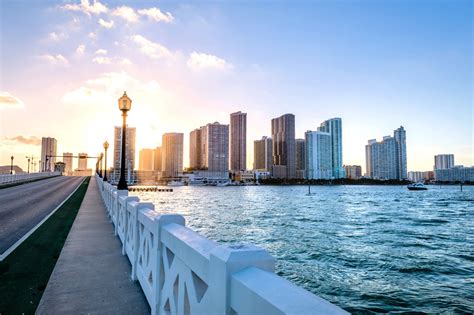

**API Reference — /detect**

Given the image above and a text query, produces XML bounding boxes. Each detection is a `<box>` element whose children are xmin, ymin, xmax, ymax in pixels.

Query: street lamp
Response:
<box><xmin>99</xmin><ymin>153</ymin><xmax>103</xmax><ymax>178</ymax></box>
<box><xmin>10</xmin><ymin>156</ymin><xmax>14</xmax><ymax>174</ymax></box>
<box><xmin>117</xmin><ymin>91</ymin><xmax>132</xmax><ymax>190</ymax></box>
<box><xmin>103</xmin><ymin>140</ymin><xmax>109</xmax><ymax>182</ymax></box>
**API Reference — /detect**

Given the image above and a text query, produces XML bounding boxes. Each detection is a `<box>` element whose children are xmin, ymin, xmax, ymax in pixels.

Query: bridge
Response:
<box><xmin>0</xmin><ymin>173</ymin><xmax>348</xmax><ymax>314</ymax></box>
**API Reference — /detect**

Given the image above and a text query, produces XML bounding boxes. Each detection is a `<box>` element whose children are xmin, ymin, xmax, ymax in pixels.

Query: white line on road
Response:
<box><xmin>0</xmin><ymin>177</ymin><xmax>86</xmax><ymax>261</ymax></box>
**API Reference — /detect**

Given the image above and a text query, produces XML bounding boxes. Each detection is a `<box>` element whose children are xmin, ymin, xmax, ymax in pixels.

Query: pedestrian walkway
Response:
<box><xmin>36</xmin><ymin>179</ymin><xmax>149</xmax><ymax>314</ymax></box>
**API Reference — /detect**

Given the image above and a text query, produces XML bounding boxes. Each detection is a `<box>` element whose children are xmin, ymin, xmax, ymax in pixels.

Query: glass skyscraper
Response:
<box><xmin>318</xmin><ymin>118</ymin><xmax>344</xmax><ymax>179</ymax></box>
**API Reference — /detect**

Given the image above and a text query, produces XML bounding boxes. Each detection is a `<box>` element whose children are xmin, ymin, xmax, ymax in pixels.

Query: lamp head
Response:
<box><xmin>118</xmin><ymin>91</ymin><xmax>132</xmax><ymax>112</ymax></box>
<box><xmin>103</xmin><ymin>141</ymin><xmax>109</xmax><ymax>150</ymax></box>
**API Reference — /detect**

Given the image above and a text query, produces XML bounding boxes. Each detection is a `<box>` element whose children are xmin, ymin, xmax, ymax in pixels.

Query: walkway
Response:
<box><xmin>36</xmin><ymin>178</ymin><xmax>149</xmax><ymax>314</ymax></box>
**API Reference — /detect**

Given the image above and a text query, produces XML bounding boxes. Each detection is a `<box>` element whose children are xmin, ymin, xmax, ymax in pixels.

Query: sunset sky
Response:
<box><xmin>0</xmin><ymin>0</ymin><xmax>472</xmax><ymax>172</ymax></box>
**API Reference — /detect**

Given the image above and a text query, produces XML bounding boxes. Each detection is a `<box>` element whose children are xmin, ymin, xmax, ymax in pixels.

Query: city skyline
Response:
<box><xmin>1</xmin><ymin>1</ymin><xmax>472</xmax><ymax>172</ymax></box>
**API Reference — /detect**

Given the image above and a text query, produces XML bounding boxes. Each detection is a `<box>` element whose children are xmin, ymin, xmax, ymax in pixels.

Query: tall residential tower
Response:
<box><xmin>229</xmin><ymin>111</ymin><xmax>247</xmax><ymax>171</ymax></box>
<box><xmin>271</xmin><ymin>114</ymin><xmax>296</xmax><ymax>179</ymax></box>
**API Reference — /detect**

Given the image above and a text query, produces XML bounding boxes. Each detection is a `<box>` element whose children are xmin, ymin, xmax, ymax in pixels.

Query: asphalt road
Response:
<box><xmin>0</xmin><ymin>176</ymin><xmax>85</xmax><ymax>255</ymax></box>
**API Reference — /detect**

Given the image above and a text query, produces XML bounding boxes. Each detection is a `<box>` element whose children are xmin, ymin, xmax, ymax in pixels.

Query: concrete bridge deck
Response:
<box><xmin>36</xmin><ymin>178</ymin><xmax>149</xmax><ymax>314</ymax></box>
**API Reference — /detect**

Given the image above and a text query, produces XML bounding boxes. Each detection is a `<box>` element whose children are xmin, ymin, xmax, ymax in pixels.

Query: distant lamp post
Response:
<box><xmin>10</xmin><ymin>156</ymin><xmax>14</xmax><ymax>174</ymax></box>
<box><xmin>99</xmin><ymin>153</ymin><xmax>104</xmax><ymax>178</ymax></box>
<box><xmin>103</xmin><ymin>141</ymin><xmax>109</xmax><ymax>182</ymax></box>
<box><xmin>117</xmin><ymin>91</ymin><xmax>132</xmax><ymax>190</ymax></box>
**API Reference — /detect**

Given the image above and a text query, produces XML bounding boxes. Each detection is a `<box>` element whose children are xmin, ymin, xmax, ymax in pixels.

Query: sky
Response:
<box><xmin>0</xmin><ymin>0</ymin><xmax>472</xmax><ymax>173</ymax></box>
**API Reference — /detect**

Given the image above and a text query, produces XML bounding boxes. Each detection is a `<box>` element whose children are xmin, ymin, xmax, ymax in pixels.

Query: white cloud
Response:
<box><xmin>111</xmin><ymin>6</ymin><xmax>139</xmax><ymax>23</ymax></box>
<box><xmin>130</xmin><ymin>35</ymin><xmax>173</xmax><ymax>59</ymax></box>
<box><xmin>38</xmin><ymin>54</ymin><xmax>69</xmax><ymax>66</ymax></box>
<box><xmin>48</xmin><ymin>31</ymin><xmax>68</xmax><ymax>41</ymax></box>
<box><xmin>92</xmin><ymin>56</ymin><xmax>111</xmax><ymax>64</ymax></box>
<box><xmin>95</xmin><ymin>49</ymin><xmax>108</xmax><ymax>55</ymax></box>
<box><xmin>138</xmin><ymin>8</ymin><xmax>174</xmax><ymax>23</ymax></box>
<box><xmin>60</xmin><ymin>0</ymin><xmax>108</xmax><ymax>16</ymax></box>
<box><xmin>98</xmin><ymin>18</ymin><xmax>114</xmax><ymax>28</ymax></box>
<box><xmin>187</xmin><ymin>52</ymin><xmax>233</xmax><ymax>71</ymax></box>
<box><xmin>76</xmin><ymin>44</ymin><xmax>86</xmax><ymax>55</ymax></box>
<box><xmin>0</xmin><ymin>92</ymin><xmax>25</xmax><ymax>109</ymax></box>
<box><xmin>88</xmin><ymin>32</ymin><xmax>97</xmax><ymax>39</ymax></box>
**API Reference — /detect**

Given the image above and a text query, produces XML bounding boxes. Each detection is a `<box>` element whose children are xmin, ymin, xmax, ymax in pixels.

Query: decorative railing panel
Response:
<box><xmin>95</xmin><ymin>176</ymin><xmax>348</xmax><ymax>315</ymax></box>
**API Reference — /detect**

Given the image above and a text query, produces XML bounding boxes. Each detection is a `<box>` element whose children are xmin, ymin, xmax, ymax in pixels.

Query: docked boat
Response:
<box><xmin>167</xmin><ymin>180</ymin><xmax>185</xmax><ymax>187</ymax></box>
<box><xmin>407</xmin><ymin>183</ymin><xmax>428</xmax><ymax>190</ymax></box>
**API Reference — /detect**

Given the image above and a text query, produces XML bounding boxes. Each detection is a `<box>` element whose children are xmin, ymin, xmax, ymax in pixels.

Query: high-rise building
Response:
<box><xmin>365</xmin><ymin>126</ymin><xmax>407</xmax><ymax>180</ymax></box>
<box><xmin>189</xmin><ymin>127</ymin><xmax>204</xmax><ymax>169</ymax></box>
<box><xmin>253</xmin><ymin>136</ymin><xmax>273</xmax><ymax>171</ymax></box>
<box><xmin>77</xmin><ymin>153</ymin><xmax>88</xmax><ymax>170</ymax></box>
<box><xmin>344</xmin><ymin>165</ymin><xmax>362</xmax><ymax>179</ymax></box>
<box><xmin>434</xmin><ymin>154</ymin><xmax>455</xmax><ymax>170</ymax></box>
<box><xmin>139</xmin><ymin>149</ymin><xmax>154</xmax><ymax>171</ymax></box>
<box><xmin>318</xmin><ymin>118</ymin><xmax>344</xmax><ymax>178</ymax></box>
<box><xmin>202</xmin><ymin>122</ymin><xmax>229</xmax><ymax>172</ymax></box>
<box><xmin>435</xmin><ymin>166</ymin><xmax>473</xmax><ymax>182</ymax></box>
<box><xmin>271</xmin><ymin>114</ymin><xmax>296</xmax><ymax>179</ymax></box>
<box><xmin>296</xmin><ymin>139</ymin><xmax>306</xmax><ymax>178</ymax></box>
<box><xmin>113</xmin><ymin>126</ymin><xmax>136</xmax><ymax>175</ymax></box>
<box><xmin>41</xmin><ymin>137</ymin><xmax>57</xmax><ymax>172</ymax></box>
<box><xmin>305</xmin><ymin>131</ymin><xmax>332</xmax><ymax>179</ymax></box>
<box><xmin>161</xmin><ymin>133</ymin><xmax>183</xmax><ymax>178</ymax></box>
<box><xmin>154</xmin><ymin>147</ymin><xmax>162</xmax><ymax>171</ymax></box>
<box><xmin>63</xmin><ymin>152</ymin><xmax>73</xmax><ymax>175</ymax></box>
<box><xmin>230</xmin><ymin>111</ymin><xmax>247</xmax><ymax>171</ymax></box>
<box><xmin>394</xmin><ymin>126</ymin><xmax>407</xmax><ymax>179</ymax></box>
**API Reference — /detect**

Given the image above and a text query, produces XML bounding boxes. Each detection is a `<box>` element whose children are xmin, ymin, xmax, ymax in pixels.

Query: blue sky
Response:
<box><xmin>0</xmin><ymin>0</ymin><xmax>472</xmax><ymax>171</ymax></box>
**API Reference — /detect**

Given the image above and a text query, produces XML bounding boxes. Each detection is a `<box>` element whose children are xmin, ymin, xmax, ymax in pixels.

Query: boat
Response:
<box><xmin>407</xmin><ymin>183</ymin><xmax>428</xmax><ymax>190</ymax></box>
<box><xmin>167</xmin><ymin>180</ymin><xmax>185</xmax><ymax>187</ymax></box>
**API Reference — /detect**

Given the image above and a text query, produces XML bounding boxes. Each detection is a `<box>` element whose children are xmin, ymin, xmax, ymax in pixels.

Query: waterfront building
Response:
<box><xmin>434</xmin><ymin>154</ymin><xmax>455</xmax><ymax>170</ymax></box>
<box><xmin>139</xmin><ymin>148</ymin><xmax>154</xmax><ymax>171</ymax></box>
<box><xmin>434</xmin><ymin>166</ymin><xmax>474</xmax><ymax>182</ymax></box>
<box><xmin>161</xmin><ymin>133</ymin><xmax>184</xmax><ymax>179</ymax></box>
<box><xmin>253</xmin><ymin>136</ymin><xmax>273</xmax><ymax>171</ymax></box>
<box><xmin>41</xmin><ymin>137</ymin><xmax>57</xmax><ymax>172</ymax></box>
<box><xmin>63</xmin><ymin>152</ymin><xmax>73</xmax><ymax>175</ymax></box>
<box><xmin>113</xmin><ymin>126</ymin><xmax>136</xmax><ymax>181</ymax></box>
<box><xmin>344</xmin><ymin>165</ymin><xmax>362</xmax><ymax>179</ymax></box>
<box><xmin>408</xmin><ymin>171</ymin><xmax>434</xmax><ymax>182</ymax></box>
<box><xmin>365</xmin><ymin>126</ymin><xmax>407</xmax><ymax>180</ymax></box>
<box><xmin>318</xmin><ymin>118</ymin><xmax>344</xmax><ymax>178</ymax></box>
<box><xmin>296</xmin><ymin>139</ymin><xmax>306</xmax><ymax>179</ymax></box>
<box><xmin>203</xmin><ymin>122</ymin><xmax>229</xmax><ymax>172</ymax></box>
<box><xmin>271</xmin><ymin>114</ymin><xmax>296</xmax><ymax>179</ymax></box>
<box><xmin>305</xmin><ymin>131</ymin><xmax>332</xmax><ymax>179</ymax></box>
<box><xmin>77</xmin><ymin>153</ymin><xmax>88</xmax><ymax>170</ymax></box>
<box><xmin>189</xmin><ymin>127</ymin><xmax>204</xmax><ymax>169</ymax></box>
<box><xmin>230</xmin><ymin>111</ymin><xmax>247</xmax><ymax>171</ymax></box>
<box><xmin>154</xmin><ymin>147</ymin><xmax>162</xmax><ymax>171</ymax></box>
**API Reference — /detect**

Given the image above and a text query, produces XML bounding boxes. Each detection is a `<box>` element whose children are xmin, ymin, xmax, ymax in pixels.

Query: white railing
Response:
<box><xmin>96</xmin><ymin>176</ymin><xmax>348</xmax><ymax>315</ymax></box>
<box><xmin>0</xmin><ymin>171</ymin><xmax>61</xmax><ymax>185</ymax></box>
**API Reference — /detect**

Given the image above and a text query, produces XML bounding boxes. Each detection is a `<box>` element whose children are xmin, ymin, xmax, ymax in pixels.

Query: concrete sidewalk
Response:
<box><xmin>37</xmin><ymin>179</ymin><xmax>149</xmax><ymax>314</ymax></box>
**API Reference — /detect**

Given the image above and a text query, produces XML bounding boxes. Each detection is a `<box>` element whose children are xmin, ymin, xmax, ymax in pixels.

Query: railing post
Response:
<box><xmin>208</xmin><ymin>244</ymin><xmax>275</xmax><ymax>314</ymax></box>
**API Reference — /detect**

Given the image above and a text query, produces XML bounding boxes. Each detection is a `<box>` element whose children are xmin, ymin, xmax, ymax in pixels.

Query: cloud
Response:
<box><xmin>60</xmin><ymin>0</ymin><xmax>108</xmax><ymax>16</ymax></box>
<box><xmin>95</xmin><ymin>49</ymin><xmax>108</xmax><ymax>55</ymax></box>
<box><xmin>92</xmin><ymin>56</ymin><xmax>111</xmax><ymax>64</ymax></box>
<box><xmin>111</xmin><ymin>6</ymin><xmax>139</xmax><ymax>23</ymax></box>
<box><xmin>48</xmin><ymin>31</ymin><xmax>68</xmax><ymax>41</ymax></box>
<box><xmin>92</xmin><ymin>56</ymin><xmax>132</xmax><ymax>65</ymax></box>
<box><xmin>98</xmin><ymin>18</ymin><xmax>114</xmax><ymax>28</ymax></box>
<box><xmin>38</xmin><ymin>54</ymin><xmax>69</xmax><ymax>66</ymax></box>
<box><xmin>88</xmin><ymin>32</ymin><xmax>97</xmax><ymax>39</ymax></box>
<box><xmin>76</xmin><ymin>44</ymin><xmax>85</xmax><ymax>55</ymax></box>
<box><xmin>0</xmin><ymin>92</ymin><xmax>25</xmax><ymax>109</ymax></box>
<box><xmin>138</xmin><ymin>8</ymin><xmax>174</xmax><ymax>23</ymax></box>
<box><xmin>130</xmin><ymin>35</ymin><xmax>173</xmax><ymax>59</ymax></box>
<box><xmin>187</xmin><ymin>52</ymin><xmax>233</xmax><ymax>71</ymax></box>
<box><xmin>4</xmin><ymin>135</ymin><xmax>41</xmax><ymax>145</ymax></box>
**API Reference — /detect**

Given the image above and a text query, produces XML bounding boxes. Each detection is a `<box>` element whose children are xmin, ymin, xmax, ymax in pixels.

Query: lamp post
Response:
<box><xmin>10</xmin><ymin>156</ymin><xmax>14</xmax><ymax>174</ymax></box>
<box><xmin>99</xmin><ymin>153</ymin><xmax>103</xmax><ymax>178</ymax></box>
<box><xmin>117</xmin><ymin>91</ymin><xmax>132</xmax><ymax>190</ymax></box>
<box><xmin>103</xmin><ymin>141</ymin><xmax>109</xmax><ymax>182</ymax></box>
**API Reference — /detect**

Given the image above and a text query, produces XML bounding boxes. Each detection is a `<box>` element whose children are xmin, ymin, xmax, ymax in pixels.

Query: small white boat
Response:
<box><xmin>407</xmin><ymin>183</ymin><xmax>428</xmax><ymax>191</ymax></box>
<box><xmin>216</xmin><ymin>181</ymin><xmax>231</xmax><ymax>187</ymax></box>
<box><xmin>167</xmin><ymin>180</ymin><xmax>185</xmax><ymax>187</ymax></box>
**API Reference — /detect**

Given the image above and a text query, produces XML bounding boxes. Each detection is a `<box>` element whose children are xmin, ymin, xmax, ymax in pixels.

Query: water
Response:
<box><xmin>136</xmin><ymin>185</ymin><xmax>474</xmax><ymax>313</ymax></box>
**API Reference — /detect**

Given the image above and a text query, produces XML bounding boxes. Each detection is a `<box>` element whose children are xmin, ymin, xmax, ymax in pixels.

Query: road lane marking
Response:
<box><xmin>0</xmin><ymin>177</ymin><xmax>86</xmax><ymax>261</ymax></box>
